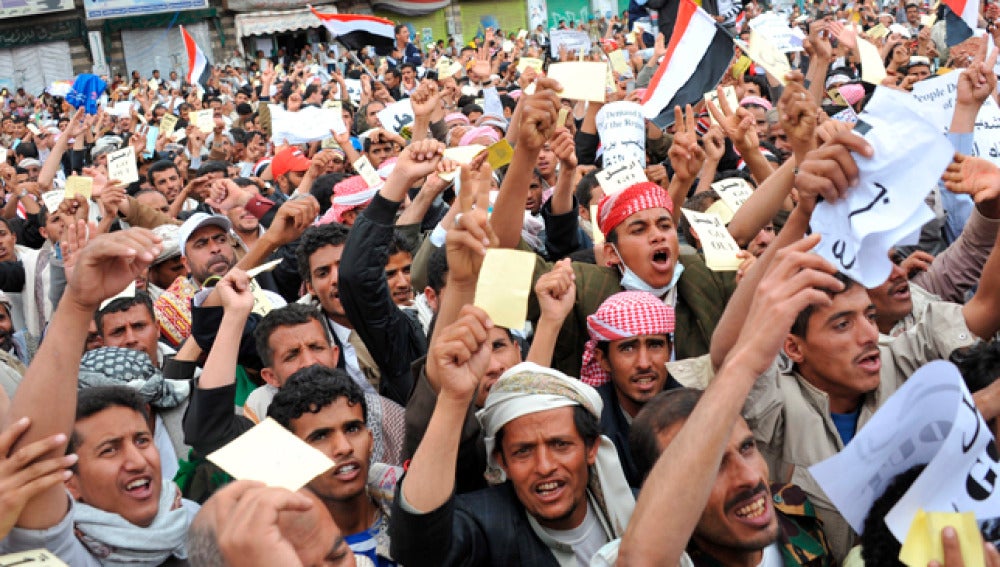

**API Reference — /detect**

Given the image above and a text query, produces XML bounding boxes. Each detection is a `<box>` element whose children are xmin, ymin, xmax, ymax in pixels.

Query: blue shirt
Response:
<box><xmin>831</xmin><ymin>408</ymin><xmax>861</xmax><ymax>445</ymax></box>
<box><xmin>344</xmin><ymin>518</ymin><xmax>396</xmax><ymax>567</ymax></box>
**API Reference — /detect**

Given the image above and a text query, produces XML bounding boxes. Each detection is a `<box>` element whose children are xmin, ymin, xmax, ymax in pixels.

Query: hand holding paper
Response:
<box><xmin>446</xmin><ymin>158</ymin><xmax>497</xmax><ymax>288</ymax></box>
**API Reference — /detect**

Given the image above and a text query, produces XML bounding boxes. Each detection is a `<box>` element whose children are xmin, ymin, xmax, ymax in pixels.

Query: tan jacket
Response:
<box><xmin>673</xmin><ymin>301</ymin><xmax>977</xmax><ymax>563</ymax></box>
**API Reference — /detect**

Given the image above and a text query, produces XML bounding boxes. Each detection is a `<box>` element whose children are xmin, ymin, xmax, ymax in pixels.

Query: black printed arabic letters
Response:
<box><xmin>832</xmin><ymin>239</ymin><xmax>857</xmax><ymax>270</ymax></box>
<box><xmin>847</xmin><ymin>183</ymin><xmax>889</xmax><ymax>222</ymax></box>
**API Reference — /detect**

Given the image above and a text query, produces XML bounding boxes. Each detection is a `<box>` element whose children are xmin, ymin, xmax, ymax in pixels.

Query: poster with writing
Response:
<box><xmin>550</xmin><ymin>29</ymin><xmax>592</xmax><ymax>58</ymax></box>
<box><xmin>711</xmin><ymin>177</ymin><xmax>754</xmax><ymax>212</ymax></box>
<box><xmin>269</xmin><ymin>105</ymin><xmax>347</xmax><ymax>145</ymax></box>
<box><xmin>376</xmin><ymin>99</ymin><xmax>415</xmax><ymax>134</ymax></box>
<box><xmin>596</xmin><ymin>102</ymin><xmax>646</xmax><ymax>168</ymax></box>
<box><xmin>595</xmin><ymin>159</ymin><xmax>647</xmax><ymax>195</ymax></box>
<box><xmin>107</xmin><ymin>147</ymin><xmax>139</xmax><ymax>185</ymax></box>
<box><xmin>809</xmin><ymin>87</ymin><xmax>949</xmax><ymax>287</ymax></box>
<box><xmin>810</xmin><ymin>361</ymin><xmax>1000</xmax><ymax>544</ymax></box>
<box><xmin>910</xmin><ymin>71</ymin><xmax>960</xmax><ymax>134</ymax></box>
<box><xmin>681</xmin><ymin>208</ymin><xmax>743</xmax><ymax>270</ymax></box>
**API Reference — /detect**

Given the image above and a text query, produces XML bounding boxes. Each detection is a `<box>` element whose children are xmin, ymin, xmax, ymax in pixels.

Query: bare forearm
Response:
<box><xmin>526</xmin><ymin>314</ymin><xmax>563</xmax><ymax>366</ymax></box>
<box><xmin>738</xmin><ymin>144</ymin><xmax>775</xmax><ymax>186</ymax></box>
<box><xmin>38</xmin><ymin>137</ymin><xmax>69</xmax><ymax>190</ymax></box>
<box><xmin>728</xmin><ymin>160</ymin><xmax>795</xmax><ymax>246</ymax></box>
<box><xmin>695</xmin><ymin>160</ymin><xmax>720</xmax><ymax>195</ymax></box>
<box><xmin>491</xmin><ymin>149</ymin><xmax>537</xmax><ymax>248</ymax></box>
<box><xmin>397</xmin><ymin>187</ymin><xmax>437</xmax><ymax>225</ymax></box>
<box><xmin>806</xmin><ymin>57</ymin><xmax>831</xmax><ymax>104</ymax></box>
<box><xmin>401</xmin><ymin>394</ymin><xmax>469</xmax><ymax>511</ymax></box>
<box><xmin>667</xmin><ymin>176</ymin><xmax>694</xmax><ymax>226</ymax></box>
<box><xmin>550</xmin><ymin>166</ymin><xmax>576</xmax><ymax>215</ymax></box>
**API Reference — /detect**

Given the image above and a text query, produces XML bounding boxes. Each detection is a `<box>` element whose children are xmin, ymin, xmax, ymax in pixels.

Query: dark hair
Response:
<box><xmin>950</xmin><ymin>341</ymin><xmax>1000</xmax><ymax>394</ymax></box>
<box><xmin>385</xmin><ymin>68</ymin><xmax>402</xmax><ymax>81</ymax></box>
<box><xmin>426</xmin><ymin>245</ymin><xmax>449</xmax><ymax>295</ymax></box>
<box><xmin>859</xmin><ymin>465</ymin><xmax>926</xmax><ymax>567</ymax></box>
<box><xmin>575</xmin><ymin>171</ymin><xmax>600</xmax><ymax>210</ymax></box>
<box><xmin>494</xmin><ymin>405</ymin><xmax>600</xmax><ymax>463</ymax></box>
<box><xmin>462</xmin><ymin>103</ymin><xmax>484</xmax><ymax>116</ymax></box>
<box><xmin>629</xmin><ymin>388</ymin><xmax>704</xmax><ymax>482</ymax></box>
<box><xmin>71</xmin><ymin>386</ymin><xmax>150</xmax><ymax>452</ymax></box>
<box><xmin>387</xmin><ymin>230</ymin><xmax>412</xmax><ymax>257</ymax></box>
<box><xmin>295</xmin><ymin>222</ymin><xmax>351</xmax><ymax>284</ymax></box>
<box><xmin>679</xmin><ymin>190</ymin><xmax>721</xmax><ymax>247</ymax></box>
<box><xmin>268</xmin><ymin>365</ymin><xmax>368</xmax><ymax>427</ymax></box>
<box><xmin>147</xmin><ymin>159</ymin><xmax>180</xmax><ymax>182</ymax></box>
<box><xmin>789</xmin><ymin>272</ymin><xmax>856</xmax><ymax>338</ymax></box>
<box><xmin>197</xmin><ymin>160</ymin><xmax>231</xmax><ymax>178</ymax></box>
<box><xmin>16</xmin><ymin>142</ymin><xmax>38</xmax><ymax>159</ymax></box>
<box><xmin>401</xmin><ymin>63</ymin><xmax>416</xmax><ymax>73</ymax></box>
<box><xmin>311</xmin><ymin>173</ymin><xmax>347</xmax><ymax>216</ymax></box>
<box><xmin>95</xmin><ymin>290</ymin><xmax>155</xmax><ymax>336</ymax></box>
<box><xmin>394</xmin><ymin>23</ymin><xmax>408</xmax><ymax>35</ymax></box>
<box><xmin>304</xmin><ymin>83</ymin><xmax>322</xmax><ymax>101</ymax></box>
<box><xmin>253</xmin><ymin>304</ymin><xmax>326</xmax><ymax>367</ymax></box>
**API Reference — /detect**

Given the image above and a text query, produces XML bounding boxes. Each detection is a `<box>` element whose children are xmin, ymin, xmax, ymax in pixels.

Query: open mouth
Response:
<box><xmin>124</xmin><ymin>477</ymin><xmax>153</xmax><ymax>499</ymax></box>
<box><xmin>333</xmin><ymin>462</ymin><xmax>361</xmax><ymax>480</ymax></box>
<box><xmin>890</xmin><ymin>282</ymin><xmax>910</xmax><ymax>300</ymax></box>
<box><xmin>534</xmin><ymin>480</ymin><xmax>566</xmax><ymax>503</ymax></box>
<box><xmin>855</xmin><ymin>350</ymin><xmax>881</xmax><ymax>373</ymax></box>
<box><xmin>651</xmin><ymin>248</ymin><xmax>672</xmax><ymax>270</ymax></box>
<box><xmin>632</xmin><ymin>374</ymin><xmax>660</xmax><ymax>392</ymax></box>
<box><xmin>731</xmin><ymin>492</ymin><xmax>772</xmax><ymax>526</ymax></box>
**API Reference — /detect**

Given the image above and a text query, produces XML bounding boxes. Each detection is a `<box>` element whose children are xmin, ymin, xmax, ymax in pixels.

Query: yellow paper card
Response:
<box><xmin>705</xmin><ymin>199</ymin><xmax>735</xmax><ymax>224</ymax></box>
<box><xmin>518</xmin><ymin>29</ymin><xmax>528</xmax><ymax>40</ymax></box>
<box><xmin>747</xmin><ymin>31</ymin><xmax>791</xmax><ymax>85</ymax></box>
<box><xmin>159</xmin><ymin>113</ymin><xmax>178</xmax><ymax>137</ymax></box>
<box><xmin>867</xmin><ymin>23</ymin><xmax>889</xmax><ymax>39</ymax></box>
<box><xmin>352</xmin><ymin>156</ymin><xmax>383</xmax><ymax>188</ymax></box>
<box><xmin>626</xmin><ymin>32</ymin><xmax>637</xmax><ymax>44</ymax></box>
<box><xmin>487</xmin><ymin>139</ymin><xmax>514</xmax><ymax>170</ymax></box>
<box><xmin>207</xmin><ymin>418</ymin><xmax>336</xmax><ymax>492</ymax></box>
<box><xmin>249</xmin><ymin>280</ymin><xmax>274</xmax><ymax>317</ymax></box>
<box><xmin>517</xmin><ymin>57</ymin><xmax>544</xmax><ymax>74</ymax></box>
<box><xmin>474</xmin><ymin>248</ymin><xmax>535</xmax><ymax>330</ymax></box>
<box><xmin>590</xmin><ymin>204</ymin><xmax>605</xmax><ymax>245</ymax></box>
<box><xmin>899</xmin><ymin>511</ymin><xmax>983</xmax><ymax>567</ymax></box>
<box><xmin>608</xmin><ymin>49</ymin><xmax>629</xmax><ymax>73</ymax></box>
<box><xmin>0</xmin><ymin>549</ymin><xmax>68</xmax><ymax>566</ymax></box>
<box><xmin>557</xmin><ymin>107</ymin><xmax>569</xmax><ymax>128</ymax></box>
<box><xmin>64</xmin><ymin>175</ymin><xmax>93</xmax><ymax>200</ymax></box>
<box><xmin>546</xmin><ymin>62</ymin><xmax>608</xmax><ymax>102</ymax></box>
<box><xmin>859</xmin><ymin>37</ymin><xmax>888</xmax><ymax>85</ymax></box>
<box><xmin>681</xmin><ymin>208</ymin><xmax>742</xmax><ymax>270</ymax></box>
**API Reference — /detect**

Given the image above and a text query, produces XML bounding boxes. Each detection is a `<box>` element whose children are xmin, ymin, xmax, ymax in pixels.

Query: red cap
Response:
<box><xmin>271</xmin><ymin>147</ymin><xmax>311</xmax><ymax>178</ymax></box>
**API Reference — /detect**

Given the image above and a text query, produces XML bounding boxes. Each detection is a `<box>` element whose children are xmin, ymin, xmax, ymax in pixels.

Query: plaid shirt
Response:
<box><xmin>687</xmin><ymin>483</ymin><xmax>834</xmax><ymax>567</ymax></box>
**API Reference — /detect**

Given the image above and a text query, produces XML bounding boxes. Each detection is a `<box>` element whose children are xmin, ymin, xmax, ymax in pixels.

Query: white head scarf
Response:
<box><xmin>476</xmin><ymin>362</ymin><xmax>635</xmax><ymax>537</ymax></box>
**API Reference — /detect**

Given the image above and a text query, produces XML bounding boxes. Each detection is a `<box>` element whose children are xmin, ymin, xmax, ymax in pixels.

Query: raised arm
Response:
<box><xmin>3</xmin><ymin>224</ymin><xmax>160</xmax><ymax>529</ymax></box>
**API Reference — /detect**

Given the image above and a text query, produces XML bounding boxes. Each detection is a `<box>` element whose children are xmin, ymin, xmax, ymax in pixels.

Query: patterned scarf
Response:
<box><xmin>580</xmin><ymin>291</ymin><xmax>675</xmax><ymax>387</ymax></box>
<box><xmin>78</xmin><ymin>346</ymin><xmax>189</xmax><ymax>408</ymax></box>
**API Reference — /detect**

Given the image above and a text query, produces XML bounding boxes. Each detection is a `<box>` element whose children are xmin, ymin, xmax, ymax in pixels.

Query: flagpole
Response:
<box><xmin>336</xmin><ymin>38</ymin><xmax>379</xmax><ymax>81</ymax></box>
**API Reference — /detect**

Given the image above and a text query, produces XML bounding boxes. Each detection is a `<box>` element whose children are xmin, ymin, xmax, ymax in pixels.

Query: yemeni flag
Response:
<box><xmin>310</xmin><ymin>6</ymin><xmax>396</xmax><ymax>56</ymax></box>
<box><xmin>640</xmin><ymin>0</ymin><xmax>735</xmax><ymax>128</ymax></box>
<box><xmin>942</xmin><ymin>0</ymin><xmax>980</xmax><ymax>42</ymax></box>
<box><xmin>181</xmin><ymin>26</ymin><xmax>211</xmax><ymax>88</ymax></box>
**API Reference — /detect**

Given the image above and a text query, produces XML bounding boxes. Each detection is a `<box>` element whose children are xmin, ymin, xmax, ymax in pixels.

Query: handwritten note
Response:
<box><xmin>712</xmin><ymin>177</ymin><xmax>754</xmax><ymax>212</ymax></box>
<box><xmin>64</xmin><ymin>175</ymin><xmax>93</xmax><ymax>200</ymax></box>
<box><xmin>376</xmin><ymin>99</ymin><xmax>415</xmax><ymax>134</ymax></box>
<box><xmin>596</xmin><ymin>102</ymin><xmax>646</xmax><ymax>167</ymax></box>
<box><xmin>207</xmin><ymin>418</ymin><xmax>336</xmax><ymax>492</ymax></box>
<box><xmin>607</xmin><ymin>50</ymin><xmax>629</xmax><ymax>73</ymax></box>
<box><xmin>550</xmin><ymin>29</ymin><xmax>592</xmax><ymax>57</ymax></box>
<box><xmin>547</xmin><ymin>62</ymin><xmax>608</xmax><ymax>102</ymax></box>
<box><xmin>747</xmin><ymin>31</ymin><xmax>791</xmax><ymax>85</ymax></box>
<box><xmin>858</xmin><ymin>37</ymin><xmax>888</xmax><ymax>85</ymax></box>
<box><xmin>352</xmin><ymin>156</ymin><xmax>382</xmax><ymax>188</ymax></box>
<box><xmin>474</xmin><ymin>248</ymin><xmax>535</xmax><ymax>330</ymax></box>
<box><xmin>159</xmin><ymin>113</ymin><xmax>178</xmax><ymax>137</ymax></box>
<box><xmin>809</xmin><ymin>87</ymin><xmax>949</xmax><ymax>287</ymax></box>
<box><xmin>596</xmin><ymin>159</ymin><xmax>648</xmax><ymax>195</ymax></box>
<box><xmin>107</xmin><ymin>146</ymin><xmax>139</xmax><ymax>185</ymax></box>
<box><xmin>705</xmin><ymin>199</ymin><xmax>735</xmax><ymax>224</ymax></box>
<box><xmin>681</xmin><ymin>209</ymin><xmax>743</xmax><ymax>271</ymax></box>
<box><xmin>0</xmin><ymin>549</ymin><xmax>69</xmax><ymax>566</ymax></box>
<box><xmin>41</xmin><ymin>191</ymin><xmax>64</xmax><ymax>214</ymax></box>
<box><xmin>517</xmin><ymin>57</ymin><xmax>544</xmax><ymax>74</ymax></box>
<box><xmin>192</xmin><ymin>109</ymin><xmax>215</xmax><ymax>134</ymax></box>
<box><xmin>810</xmin><ymin>361</ymin><xmax>1000</xmax><ymax>542</ymax></box>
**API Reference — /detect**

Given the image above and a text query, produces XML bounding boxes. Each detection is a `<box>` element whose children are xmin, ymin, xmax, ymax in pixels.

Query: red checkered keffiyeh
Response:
<box><xmin>597</xmin><ymin>182</ymin><xmax>674</xmax><ymax>238</ymax></box>
<box><xmin>580</xmin><ymin>291</ymin><xmax>676</xmax><ymax>387</ymax></box>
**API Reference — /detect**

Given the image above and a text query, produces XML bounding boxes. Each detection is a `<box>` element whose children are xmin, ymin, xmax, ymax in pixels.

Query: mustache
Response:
<box><xmin>725</xmin><ymin>482</ymin><xmax>769</xmax><ymax>511</ymax></box>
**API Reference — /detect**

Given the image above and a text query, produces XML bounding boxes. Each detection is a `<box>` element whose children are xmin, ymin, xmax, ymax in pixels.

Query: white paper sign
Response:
<box><xmin>269</xmin><ymin>104</ymin><xmax>347</xmax><ymax>145</ymax></box>
<box><xmin>746</xmin><ymin>31</ymin><xmax>791</xmax><ymax>85</ymax></box>
<box><xmin>595</xmin><ymin>159</ymin><xmax>648</xmax><ymax>195</ymax></box>
<box><xmin>376</xmin><ymin>99</ymin><xmax>415</xmax><ymax>134</ymax></box>
<box><xmin>809</xmin><ymin>88</ymin><xmax>949</xmax><ymax>287</ymax></box>
<box><xmin>704</xmin><ymin>85</ymin><xmax>739</xmax><ymax>126</ymax></box>
<box><xmin>547</xmin><ymin>62</ymin><xmax>608</xmax><ymax>102</ymax></box>
<box><xmin>41</xmin><ymin>190</ymin><xmax>64</xmax><ymax>213</ymax></box>
<box><xmin>711</xmin><ymin>177</ymin><xmax>754</xmax><ymax>212</ymax></box>
<box><xmin>748</xmin><ymin>12</ymin><xmax>805</xmax><ymax>52</ymax></box>
<box><xmin>550</xmin><ymin>29</ymin><xmax>592</xmax><ymax>58</ymax></box>
<box><xmin>108</xmin><ymin>100</ymin><xmax>133</xmax><ymax>118</ymax></box>
<box><xmin>969</xmin><ymin>97</ymin><xmax>1000</xmax><ymax>165</ymax></box>
<box><xmin>0</xmin><ymin>148</ymin><xmax>7</xmax><ymax>164</ymax></box>
<box><xmin>810</xmin><ymin>361</ymin><xmax>1000</xmax><ymax>542</ymax></box>
<box><xmin>910</xmin><ymin>71</ymin><xmax>961</xmax><ymax>134</ymax></box>
<box><xmin>192</xmin><ymin>109</ymin><xmax>215</xmax><ymax>134</ymax></box>
<box><xmin>107</xmin><ymin>146</ymin><xmax>139</xmax><ymax>185</ymax></box>
<box><xmin>344</xmin><ymin>79</ymin><xmax>363</xmax><ymax>105</ymax></box>
<box><xmin>681</xmin><ymin>208</ymin><xmax>743</xmax><ymax>270</ymax></box>
<box><xmin>831</xmin><ymin>106</ymin><xmax>860</xmax><ymax>123</ymax></box>
<box><xmin>596</xmin><ymin>101</ymin><xmax>646</xmax><ymax>168</ymax></box>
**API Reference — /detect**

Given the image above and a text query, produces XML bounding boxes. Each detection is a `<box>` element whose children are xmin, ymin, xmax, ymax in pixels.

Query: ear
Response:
<box><xmin>260</xmin><ymin>367</ymin><xmax>281</xmax><ymax>388</ymax></box>
<box><xmin>65</xmin><ymin>472</ymin><xmax>81</xmax><ymax>500</ymax></box>
<box><xmin>783</xmin><ymin>334</ymin><xmax>805</xmax><ymax>364</ymax></box>
<box><xmin>180</xmin><ymin>256</ymin><xmax>190</xmax><ymax>274</ymax></box>
<box><xmin>578</xmin><ymin>204</ymin><xmax>589</xmax><ymax>221</ymax></box>
<box><xmin>330</xmin><ymin>344</ymin><xmax>341</xmax><ymax>368</ymax></box>
<box><xmin>603</xmin><ymin>242</ymin><xmax>621</xmax><ymax>268</ymax></box>
<box><xmin>593</xmin><ymin>347</ymin><xmax>612</xmax><ymax>373</ymax></box>
<box><xmin>304</xmin><ymin>278</ymin><xmax>315</xmax><ymax>297</ymax></box>
<box><xmin>38</xmin><ymin>226</ymin><xmax>49</xmax><ymax>241</ymax></box>
<box><xmin>586</xmin><ymin>437</ymin><xmax>600</xmax><ymax>466</ymax></box>
<box><xmin>423</xmin><ymin>286</ymin><xmax>439</xmax><ymax>312</ymax></box>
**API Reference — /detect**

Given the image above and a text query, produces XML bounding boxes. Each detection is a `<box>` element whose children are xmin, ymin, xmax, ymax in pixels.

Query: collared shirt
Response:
<box><xmin>329</xmin><ymin>317</ymin><xmax>372</xmax><ymax>391</ymax></box>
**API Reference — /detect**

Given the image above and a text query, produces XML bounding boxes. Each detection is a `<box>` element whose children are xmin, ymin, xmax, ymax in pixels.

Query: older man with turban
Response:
<box><xmin>390</xmin><ymin>306</ymin><xmax>634</xmax><ymax>566</ymax></box>
<box><xmin>527</xmin><ymin>181</ymin><xmax>737</xmax><ymax>377</ymax></box>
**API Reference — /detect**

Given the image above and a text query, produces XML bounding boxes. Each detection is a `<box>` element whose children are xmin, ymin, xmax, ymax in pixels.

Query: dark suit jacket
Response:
<box><xmin>390</xmin><ymin>482</ymin><xmax>560</xmax><ymax>567</ymax></box>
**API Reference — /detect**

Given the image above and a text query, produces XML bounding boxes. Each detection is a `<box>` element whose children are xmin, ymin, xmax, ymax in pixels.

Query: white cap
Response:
<box><xmin>177</xmin><ymin>213</ymin><xmax>232</xmax><ymax>258</ymax></box>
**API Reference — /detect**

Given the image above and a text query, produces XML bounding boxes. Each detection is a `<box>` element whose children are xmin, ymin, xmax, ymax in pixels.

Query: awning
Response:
<box><xmin>373</xmin><ymin>0</ymin><xmax>450</xmax><ymax>16</ymax></box>
<box><xmin>233</xmin><ymin>6</ymin><xmax>337</xmax><ymax>42</ymax></box>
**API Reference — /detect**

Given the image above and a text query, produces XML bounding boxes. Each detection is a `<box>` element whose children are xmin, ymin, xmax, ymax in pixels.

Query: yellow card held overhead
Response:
<box><xmin>858</xmin><ymin>37</ymin><xmax>888</xmax><ymax>85</ymax></box>
<box><xmin>353</xmin><ymin>156</ymin><xmax>383</xmax><ymax>188</ymax></box>
<box><xmin>193</xmin><ymin>109</ymin><xmax>215</xmax><ymax>134</ymax></box>
<box><xmin>705</xmin><ymin>199</ymin><xmax>735</xmax><ymax>224</ymax></box>
<box><xmin>747</xmin><ymin>31</ymin><xmax>791</xmax><ymax>85</ymax></box>
<box><xmin>444</xmin><ymin>144</ymin><xmax>488</xmax><ymax>164</ymax></box>
<box><xmin>681</xmin><ymin>208</ymin><xmax>743</xmax><ymax>271</ymax></box>
<box><xmin>711</xmin><ymin>177</ymin><xmax>754</xmax><ymax>213</ymax></box>
<box><xmin>64</xmin><ymin>175</ymin><xmax>93</xmax><ymax>200</ymax></box>
<box><xmin>607</xmin><ymin>49</ymin><xmax>629</xmax><ymax>73</ymax></box>
<box><xmin>159</xmin><ymin>113</ymin><xmax>178</xmax><ymax>137</ymax></box>
<box><xmin>474</xmin><ymin>248</ymin><xmax>536</xmax><ymax>330</ymax></box>
<box><xmin>207</xmin><ymin>418</ymin><xmax>336</xmax><ymax>492</ymax></box>
<box><xmin>517</xmin><ymin>57</ymin><xmax>544</xmax><ymax>74</ymax></box>
<box><xmin>899</xmin><ymin>511</ymin><xmax>983</xmax><ymax>567</ymax></box>
<box><xmin>596</xmin><ymin>159</ymin><xmax>648</xmax><ymax>196</ymax></box>
<box><xmin>546</xmin><ymin>62</ymin><xmax>608</xmax><ymax>102</ymax></box>
<box><xmin>107</xmin><ymin>146</ymin><xmax>139</xmax><ymax>185</ymax></box>
<box><xmin>487</xmin><ymin>139</ymin><xmax>514</xmax><ymax>170</ymax></box>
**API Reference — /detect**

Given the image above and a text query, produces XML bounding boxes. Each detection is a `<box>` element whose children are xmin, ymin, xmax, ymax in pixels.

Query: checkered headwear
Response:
<box><xmin>597</xmin><ymin>182</ymin><xmax>673</xmax><ymax>238</ymax></box>
<box><xmin>580</xmin><ymin>291</ymin><xmax>676</xmax><ymax>387</ymax></box>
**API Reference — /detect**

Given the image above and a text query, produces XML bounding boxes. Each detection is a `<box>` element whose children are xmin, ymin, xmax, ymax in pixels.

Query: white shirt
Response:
<box><xmin>329</xmin><ymin>317</ymin><xmax>376</xmax><ymax>394</ymax></box>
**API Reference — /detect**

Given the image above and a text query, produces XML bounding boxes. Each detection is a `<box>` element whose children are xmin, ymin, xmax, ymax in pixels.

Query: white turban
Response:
<box><xmin>476</xmin><ymin>362</ymin><xmax>635</xmax><ymax>537</ymax></box>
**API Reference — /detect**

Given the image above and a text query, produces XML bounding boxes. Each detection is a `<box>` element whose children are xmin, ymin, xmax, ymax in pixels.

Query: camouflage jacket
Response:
<box><xmin>687</xmin><ymin>483</ymin><xmax>833</xmax><ymax>567</ymax></box>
